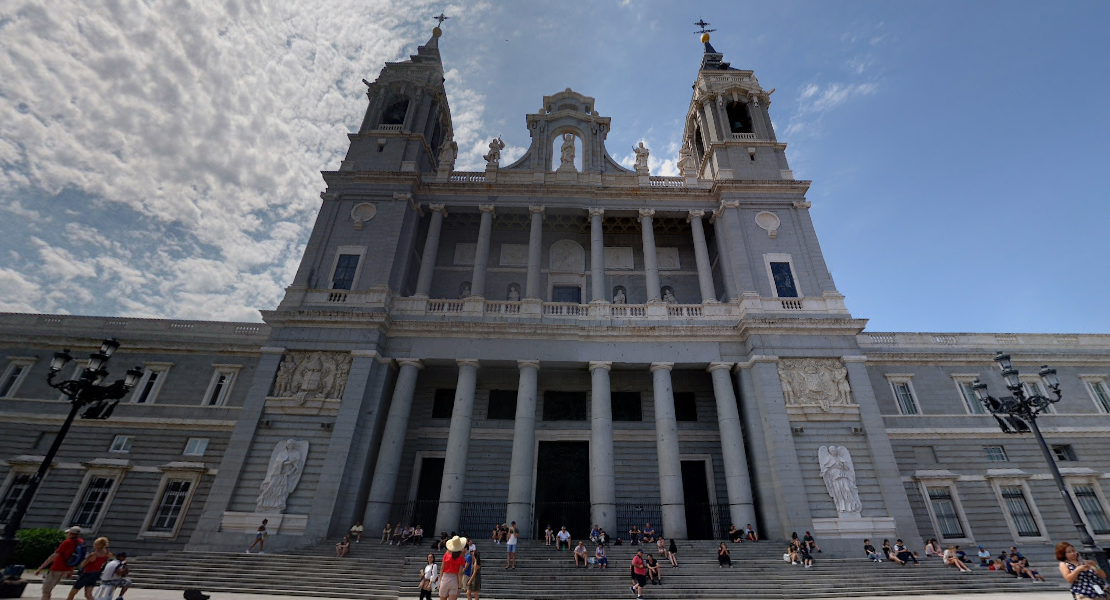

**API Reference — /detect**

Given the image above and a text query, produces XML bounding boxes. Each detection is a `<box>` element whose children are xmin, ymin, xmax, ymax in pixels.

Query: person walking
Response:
<box><xmin>464</xmin><ymin>547</ymin><xmax>481</xmax><ymax>600</ymax></box>
<box><xmin>419</xmin><ymin>554</ymin><xmax>438</xmax><ymax>600</ymax></box>
<box><xmin>246</xmin><ymin>519</ymin><xmax>268</xmax><ymax>553</ymax></box>
<box><xmin>630</xmin><ymin>549</ymin><xmax>647</xmax><ymax>600</ymax></box>
<box><xmin>66</xmin><ymin>537</ymin><xmax>111</xmax><ymax>600</ymax></box>
<box><xmin>35</xmin><ymin>526</ymin><xmax>84</xmax><ymax>600</ymax></box>
<box><xmin>505</xmin><ymin>521</ymin><xmax>518</xmax><ymax>570</ymax></box>
<box><xmin>97</xmin><ymin>552</ymin><xmax>131</xmax><ymax>600</ymax></box>
<box><xmin>1057</xmin><ymin>542</ymin><xmax>1107</xmax><ymax>599</ymax></box>
<box><xmin>667</xmin><ymin>539</ymin><xmax>678</xmax><ymax>568</ymax></box>
<box><xmin>439</xmin><ymin>536</ymin><xmax>466</xmax><ymax>600</ymax></box>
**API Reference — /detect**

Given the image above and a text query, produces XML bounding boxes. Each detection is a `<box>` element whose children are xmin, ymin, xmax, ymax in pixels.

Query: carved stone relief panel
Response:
<box><xmin>550</xmin><ymin>239</ymin><xmax>585</xmax><ymax>273</ymax></box>
<box><xmin>777</xmin><ymin>358</ymin><xmax>854</xmax><ymax>412</ymax></box>
<box><xmin>271</xmin><ymin>352</ymin><xmax>353</xmax><ymax>403</ymax></box>
<box><xmin>657</xmin><ymin>247</ymin><xmax>681</xmax><ymax>270</ymax></box>
<box><xmin>604</xmin><ymin>247</ymin><xmax>634</xmax><ymax>270</ymax></box>
<box><xmin>453</xmin><ymin>243</ymin><xmax>476</xmax><ymax>266</ymax></box>
<box><xmin>499</xmin><ymin>244</ymin><xmax>529</xmax><ymax>266</ymax></box>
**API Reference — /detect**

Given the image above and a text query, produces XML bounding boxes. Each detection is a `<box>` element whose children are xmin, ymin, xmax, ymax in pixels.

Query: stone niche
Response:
<box><xmin>267</xmin><ymin>351</ymin><xmax>353</xmax><ymax>416</ymax></box>
<box><xmin>777</xmin><ymin>358</ymin><xmax>859</xmax><ymax>421</ymax></box>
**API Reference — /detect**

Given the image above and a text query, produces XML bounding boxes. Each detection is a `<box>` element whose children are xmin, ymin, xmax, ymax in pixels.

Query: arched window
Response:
<box><xmin>381</xmin><ymin>98</ymin><xmax>409</xmax><ymax>126</ymax></box>
<box><xmin>725</xmin><ymin>102</ymin><xmax>753</xmax><ymax>134</ymax></box>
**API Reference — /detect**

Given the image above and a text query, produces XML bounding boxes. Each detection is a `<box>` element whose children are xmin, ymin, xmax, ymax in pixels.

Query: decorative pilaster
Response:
<box><xmin>650</xmin><ymin>362</ymin><xmax>687</xmax><ymax>539</ymax></box>
<box><xmin>589</xmin><ymin>361</ymin><xmax>616</xmax><ymax>534</ymax></box>
<box><xmin>639</xmin><ymin>209</ymin><xmax>661</xmax><ymax>301</ymax></box>
<box><xmin>470</xmin><ymin>205</ymin><xmax>495</xmax><ymax>298</ymax></box>
<box><xmin>363</xmin><ymin>359</ymin><xmax>424</xmax><ymax>529</ymax></box>
<box><xmin>506</xmin><ymin>360</ymin><xmax>540</xmax><ymax>536</ymax></box>
<box><xmin>525</xmin><ymin>206</ymin><xmax>544</xmax><ymax>299</ymax></box>
<box><xmin>435</xmin><ymin>359</ymin><xmax>480</xmax><ymax>534</ymax></box>
<box><xmin>414</xmin><ymin>205</ymin><xmax>446</xmax><ymax>297</ymax></box>
<box><xmin>688</xmin><ymin>210</ymin><xmax>717</xmax><ymax>303</ymax></box>
<box><xmin>589</xmin><ymin>208</ymin><xmax>606</xmax><ymax>302</ymax></box>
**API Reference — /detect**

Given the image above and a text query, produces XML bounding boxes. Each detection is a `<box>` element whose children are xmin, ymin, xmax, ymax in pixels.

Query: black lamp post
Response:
<box><xmin>0</xmin><ymin>339</ymin><xmax>142</xmax><ymax>566</ymax></box>
<box><xmin>972</xmin><ymin>352</ymin><xmax>1109</xmax><ymax>575</ymax></box>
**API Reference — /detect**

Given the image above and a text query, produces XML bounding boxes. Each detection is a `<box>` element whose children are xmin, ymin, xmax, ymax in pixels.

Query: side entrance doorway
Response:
<box><xmin>533</xmin><ymin>441</ymin><xmax>591</xmax><ymax>539</ymax></box>
<box><xmin>681</xmin><ymin>459</ymin><xmax>720</xmax><ymax>540</ymax></box>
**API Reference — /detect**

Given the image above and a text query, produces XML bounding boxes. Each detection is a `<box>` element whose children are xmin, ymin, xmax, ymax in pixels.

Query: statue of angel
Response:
<box><xmin>818</xmin><ymin>446</ymin><xmax>862</xmax><ymax>514</ymax></box>
<box><xmin>257</xmin><ymin>439</ymin><xmax>309</xmax><ymax>513</ymax></box>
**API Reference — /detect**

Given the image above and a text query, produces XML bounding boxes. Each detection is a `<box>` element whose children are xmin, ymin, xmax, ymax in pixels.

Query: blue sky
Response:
<box><xmin>0</xmin><ymin>0</ymin><xmax>1107</xmax><ymax>333</ymax></box>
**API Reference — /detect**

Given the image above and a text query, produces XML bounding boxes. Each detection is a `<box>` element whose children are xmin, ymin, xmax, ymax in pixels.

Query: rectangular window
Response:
<box><xmin>70</xmin><ymin>477</ymin><xmax>114</xmax><ymax>528</ymax></box>
<box><xmin>610</xmin><ymin>392</ymin><xmax>642</xmax><ymax>422</ymax></box>
<box><xmin>673</xmin><ymin>392</ymin><xmax>698</xmax><ymax>421</ymax></box>
<box><xmin>204</xmin><ymin>368</ymin><xmax>239</xmax><ymax>406</ymax></box>
<box><xmin>1052</xmin><ymin>444</ymin><xmax>1078</xmax><ymax>462</ymax></box>
<box><xmin>109</xmin><ymin>435</ymin><xmax>133</xmax><ymax>453</ymax></box>
<box><xmin>486</xmin><ymin>390</ymin><xmax>517</xmax><ymax>420</ymax></box>
<box><xmin>149</xmin><ymin>480</ymin><xmax>192</xmax><ymax>532</ymax></box>
<box><xmin>1089</xmin><ymin>381</ymin><xmax>1110</xmax><ymax>413</ymax></box>
<box><xmin>927</xmin><ymin>487</ymin><xmax>966</xmax><ymax>539</ymax></box>
<box><xmin>133</xmin><ymin>367</ymin><xmax>170</xmax><ymax>404</ymax></box>
<box><xmin>1023</xmin><ymin>380</ymin><xmax>1055</xmax><ymax>413</ymax></box>
<box><xmin>1074</xmin><ymin>485</ymin><xmax>1110</xmax><ymax>535</ymax></box>
<box><xmin>432</xmin><ymin>389</ymin><xmax>455</xmax><ymax>419</ymax></box>
<box><xmin>331</xmin><ymin>254</ymin><xmax>360</xmax><ymax>290</ymax></box>
<box><xmin>0</xmin><ymin>474</ymin><xmax>32</xmax><ymax>524</ymax></box>
<box><xmin>551</xmin><ymin>286</ymin><xmax>582</xmax><ymax>304</ymax></box>
<box><xmin>892</xmin><ymin>382</ymin><xmax>919</xmax><ymax>415</ymax></box>
<box><xmin>769</xmin><ymin>262</ymin><xmax>798</xmax><ymax>298</ymax></box>
<box><xmin>958</xmin><ymin>381</ymin><xmax>986</xmax><ymax>414</ymax></box>
<box><xmin>1000</xmin><ymin>486</ymin><xmax>1041</xmax><ymax>537</ymax></box>
<box><xmin>983</xmin><ymin>446</ymin><xmax>1008</xmax><ymax>462</ymax></box>
<box><xmin>542</xmin><ymin>391</ymin><xmax>588</xmax><ymax>421</ymax></box>
<box><xmin>183</xmin><ymin>438</ymin><xmax>209</xmax><ymax>457</ymax></box>
<box><xmin>0</xmin><ymin>365</ymin><xmax>26</xmax><ymax>398</ymax></box>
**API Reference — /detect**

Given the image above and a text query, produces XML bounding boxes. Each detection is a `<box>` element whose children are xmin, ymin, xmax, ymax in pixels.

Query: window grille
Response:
<box><xmin>150</xmin><ymin>480</ymin><xmax>192</xmax><ymax>532</ymax></box>
<box><xmin>1000</xmin><ymin>486</ymin><xmax>1041</xmax><ymax>537</ymax></box>
<box><xmin>927</xmin><ymin>487</ymin><xmax>965</xmax><ymax>539</ymax></box>
<box><xmin>71</xmin><ymin>477</ymin><xmax>114</xmax><ymax>528</ymax></box>
<box><xmin>0</xmin><ymin>474</ymin><xmax>32</xmax><ymax>524</ymax></box>
<box><xmin>1074</xmin><ymin>485</ymin><xmax>1110</xmax><ymax>535</ymax></box>
<box><xmin>983</xmin><ymin>446</ymin><xmax>1008</xmax><ymax>462</ymax></box>
<box><xmin>893</xmin><ymin>382</ymin><xmax>919</xmax><ymax>415</ymax></box>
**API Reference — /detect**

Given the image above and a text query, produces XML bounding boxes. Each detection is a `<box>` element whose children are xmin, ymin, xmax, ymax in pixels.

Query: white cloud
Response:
<box><xmin>784</xmin><ymin>82</ymin><xmax>878</xmax><ymax>138</ymax></box>
<box><xmin>0</xmin><ymin>0</ymin><xmax>492</xmax><ymax>321</ymax></box>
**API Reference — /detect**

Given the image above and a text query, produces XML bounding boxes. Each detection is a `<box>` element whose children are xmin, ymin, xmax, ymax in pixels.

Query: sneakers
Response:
<box><xmin>805</xmin><ymin>564</ymin><xmax>811</xmax><ymax>568</ymax></box>
<box><xmin>630</xmin><ymin>586</ymin><xmax>637</xmax><ymax>595</ymax></box>
<box><xmin>245</xmin><ymin>550</ymin><xmax>251</xmax><ymax>554</ymax></box>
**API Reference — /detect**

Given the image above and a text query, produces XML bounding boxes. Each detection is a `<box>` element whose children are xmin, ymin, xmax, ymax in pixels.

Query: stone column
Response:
<box><xmin>589</xmin><ymin>208</ymin><xmax>606</xmax><ymax>302</ymax></box>
<box><xmin>639</xmin><ymin>209</ymin><xmax>661</xmax><ymax>301</ymax></box>
<box><xmin>707</xmin><ymin>362</ymin><xmax>756</xmax><ymax>529</ymax></box>
<box><xmin>651</xmin><ymin>362</ymin><xmax>687</xmax><ymax>539</ymax></box>
<box><xmin>589</xmin><ymin>361</ymin><xmax>616</xmax><ymax>534</ymax></box>
<box><xmin>506</xmin><ymin>360</ymin><xmax>539</xmax><ymax>536</ymax></box>
<box><xmin>363</xmin><ymin>359</ymin><xmax>423</xmax><ymax>529</ymax></box>
<box><xmin>435</xmin><ymin>359</ymin><xmax>480</xmax><ymax>534</ymax></box>
<box><xmin>688</xmin><ymin>210</ymin><xmax>716</xmax><ymax>303</ymax></box>
<box><xmin>470</xmin><ymin>205</ymin><xmax>495</xmax><ymax>298</ymax></box>
<box><xmin>525</xmin><ymin>206</ymin><xmax>544</xmax><ymax>299</ymax></box>
<box><xmin>415</xmin><ymin>205</ymin><xmax>446</xmax><ymax>297</ymax></box>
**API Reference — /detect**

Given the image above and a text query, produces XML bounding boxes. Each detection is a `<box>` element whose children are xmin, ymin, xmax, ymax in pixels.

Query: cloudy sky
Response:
<box><xmin>1</xmin><ymin>1</ymin><xmax>1107</xmax><ymax>333</ymax></box>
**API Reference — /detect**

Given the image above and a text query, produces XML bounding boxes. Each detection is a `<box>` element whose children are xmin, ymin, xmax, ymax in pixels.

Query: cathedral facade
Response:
<box><xmin>2</xmin><ymin>29</ymin><xmax>1109</xmax><ymax>558</ymax></box>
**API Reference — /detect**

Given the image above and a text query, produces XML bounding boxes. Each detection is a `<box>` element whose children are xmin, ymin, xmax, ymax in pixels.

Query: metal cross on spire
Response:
<box><xmin>434</xmin><ymin>12</ymin><xmax>449</xmax><ymax>27</ymax></box>
<box><xmin>693</xmin><ymin>19</ymin><xmax>715</xmax><ymax>35</ymax></box>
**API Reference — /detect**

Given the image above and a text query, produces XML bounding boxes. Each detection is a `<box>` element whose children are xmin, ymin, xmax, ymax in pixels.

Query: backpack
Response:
<box><xmin>65</xmin><ymin>540</ymin><xmax>87</xmax><ymax>568</ymax></box>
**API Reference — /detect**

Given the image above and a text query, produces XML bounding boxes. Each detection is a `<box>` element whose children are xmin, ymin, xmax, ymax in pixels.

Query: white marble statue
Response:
<box><xmin>459</xmin><ymin>281</ymin><xmax>471</xmax><ymax>299</ymax></box>
<box><xmin>438</xmin><ymin>139</ymin><xmax>457</xmax><ymax>167</ymax></box>
<box><xmin>507</xmin><ymin>284</ymin><xmax>521</xmax><ymax>301</ymax></box>
<box><xmin>559</xmin><ymin>133</ymin><xmax>575</xmax><ymax>170</ymax></box>
<box><xmin>256</xmin><ymin>439</ymin><xmax>309</xmax><ymax>513</ymax></box>
<box><xmin>662</xmin><ymin>288</ymin><xmax>678</xmax><ymax>304</ymax></box>
<box><xmin>613</xmin><ymin>288</ymin><xmax>627</xmax><ymax>304</ymax></box>
<box><xmin>818</xmin><ymin>445</ymin><xmax>862</xmax><ymax>515</ymax></box>
<box><xmin>483</xmin><ymin>136</ymin><xmax>505</xmax><ymax>168</ymax></box>
<box><xmin>633</xmin><ymin>141</ymin><xmax>650</xmax><ymax>175</ymax></box>
<box><xmin>678</xmin><ymin>141</ymin><xmax>696</xmax><ymax>175</ymax></box>
<box><xmin>777</xmin><ymin>358</ymin><xmax>854</xmax><ymax>411</ymax></box>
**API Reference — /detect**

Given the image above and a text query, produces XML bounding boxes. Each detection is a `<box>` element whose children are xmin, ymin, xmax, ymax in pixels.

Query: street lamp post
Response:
<box><xmin>0</xmin><ymin>339</ymin><xmax>141</xmax><ymax>566</ymax></box>
<box><xmin>972</xmin><ymin>352</ymin><xmax>1109</xmax><ymax>575</ymax></box>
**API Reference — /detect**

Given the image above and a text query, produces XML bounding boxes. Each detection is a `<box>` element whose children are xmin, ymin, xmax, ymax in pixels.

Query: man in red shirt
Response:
<box><xmin>439</xmin><ymin>536</ymin><xmax>467</xmax><ymax>600</ymax></box>
<box><xmin>630</xmin><ymin>548</ymin><xmax>647</xmax><ymax>600</ymax></box>
<box><xmin>35</xmin><ymin>527</ymin><xmax>83</xmax><ymax>600</ymax></box>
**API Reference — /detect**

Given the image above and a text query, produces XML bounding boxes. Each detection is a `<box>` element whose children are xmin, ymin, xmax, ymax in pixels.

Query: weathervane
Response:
<box><xmin>434</xmin><ymin>12</ymin><xmax>449</xmax><ymax>27</ymax></box>
<box><xmin>693</xmin><ymin>19</ymin><xmax>715</xmax><ymax>35</ymax></box>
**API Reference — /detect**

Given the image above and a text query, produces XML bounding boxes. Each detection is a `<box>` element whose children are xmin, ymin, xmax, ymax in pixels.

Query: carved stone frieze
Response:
<box><xmin>777</xmin><ymin>358</ymin><xmax>854</xmax><ymax>412</ymax></box>
<box><xmin>270</xmin><ymin>351</ymin><xmax>353</xmax><ymax>406</ymax></box>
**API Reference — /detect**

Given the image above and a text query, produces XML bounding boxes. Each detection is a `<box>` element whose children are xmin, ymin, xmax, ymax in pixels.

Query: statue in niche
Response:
<box><xmin>818</xmin><ymin>446</ymin><xmax>862</xmax><ymax>515</ymax></box>
<box><xmin>506</xmin><ymin>283</ymin><xmax>521</xmax><ymax>301</ymax></box>
<box><xmin>272</xmin><ymin>355</ymin><xmax>297</xmax><ymax>398</ymax></box>
<box><xmin>633</xmin><ymin>141</ymin><xmax>650</xmax><ymax>175</ymax></box>
<box><xmin>776</xmin><ymin>358</ymin><xmax>854</xmax><ymax>412</ymax></box>
<box><xmin>270</xmin><ymin>351</ymin><xmax>352</xmax><ymax>405</ymax></box>
<box><xmin>459</xmin><ymin>281</ymin><xmax>472</xmax><ymax>299</ymax></box>
<box><xmin>256</xmin><ymin>439</ymin><xmax>309</xmax><ymax>513</ymax></box>
<box><xmin>559</xmin><ymin>133</ymin><xmax>576</xmax><ymax>170</ymax></box>
<box><xmin>612</xmin><ymin>287</ymin><xmax>627</xmax><ymax>305</ymax></box>
<box><xmin>662</xmin><ymin>287</ymin><xmax>678</xmax><ymax>304</ymax></box>
<box><xmin>438</xmin><ymin>138</ymin><xmax>457</xmax><ymax>167</ymax></box>
<box><xmin>483</xmin><ymin>136</ymin><xmax>505</xmax><ymax>168</ymax></box>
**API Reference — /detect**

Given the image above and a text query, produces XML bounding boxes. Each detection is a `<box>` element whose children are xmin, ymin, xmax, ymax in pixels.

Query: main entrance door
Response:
<box><xmin>534</xmin><ymin>441</ymin><xmax>590</xmax><ymax>539</ymax></box>
<box><xmin>681</xmin><ymin>460</ymin><xmax>716</xmax><ymax>539</ymax></box>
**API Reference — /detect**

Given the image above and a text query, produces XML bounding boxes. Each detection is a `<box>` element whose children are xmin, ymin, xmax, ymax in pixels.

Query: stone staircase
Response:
<box><xmin>128</xmin><ymin>539</ymin><xmax>1067</xmax><ymax>599</ymax></box>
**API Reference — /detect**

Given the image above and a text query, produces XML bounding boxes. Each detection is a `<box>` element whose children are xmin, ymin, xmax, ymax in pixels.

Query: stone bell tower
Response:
<box><xmin>339</xmin><ymin>26</ymin><xmax>454</xmax><ymax>174</ymax></box>
<box><xmin>680</xmin><ymin>32</ymin><xmax>793</xmax><ymax>181</ymax></box>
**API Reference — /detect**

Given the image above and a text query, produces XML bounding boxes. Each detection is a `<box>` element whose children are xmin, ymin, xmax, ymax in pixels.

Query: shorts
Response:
<box><xmin>459</xmin><ymin>572</ymin><xmax>471</xmax><ymax>591</ymax></box>
<box><xmin>598</xmin><ymin>557</ymin><xmax>608</xmax><ymax>566</ymax></box>
<box><xmin>633</xmin><ymin>573</ymin><xmax>647</xmax><ymax>587</ymax></box>
<box><xmin>506</xmin><ymin>543</ymin><xmax>516</xmax><ymax>552</ymax></box>
<box><xmin>73</xmin><ymin>572</ymin><xmax>100</xmax><ymax>590</ymax></box>
<box><xmin>41</xmin><ymin>570</ymin><xmax>69</xmax><ymax>595</ymax></box>
<box><xmin>438</xmin><ymin>573</ymin><xmax>459</xmax><ymax>599</ymax></box>
<box><xmin>100</xmin><ymin>578</ymin><xmax>132</xmax><ymax>590</ymax></box>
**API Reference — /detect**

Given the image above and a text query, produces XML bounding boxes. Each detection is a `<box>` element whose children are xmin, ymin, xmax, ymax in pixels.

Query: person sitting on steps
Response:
<box><xmin>628</xmin><ymin>525</ymin><xmax>641</xmax><ymax>546</ymax></box>
<box><xmin>556</xmin><ymin>527</ymin><xmax>571</xmax><ymax>551</ymax></box>
<box><xmin>744</xmin><ymin>524</ymin><xmax>759</xmax><ymax>542</ymax></box>
<box><xmin>573</xmin><ymin>541</ymin><xmax>588</xmax><ymax>568</ymax></box>
<box><xmin>717</xmin><ymin>543</ymin><xmax>732</xmax><ymax>568</ymax></box>
<box><xmin>728</xmin><ymin>525</ymin><xmax>743</xmax><ymax>543</ymax></box>
<box><xmin>944</xmin><ymin>545</ymin><xmax>972</xmax><ymax>572</ymax></box>
<box><xmin>864</xmin><ymin>539</ymin><xmax>883</xmax><ymax>562</ymax></box>
<box><xmin>645</xmin><ymin>553</ymin><xmax>661</xmax><ymax>585</ymax></box>
<box><xmin>335</xmin><ymin>535</ymin><xmax>350</xmax><ymax>557</ymax></box>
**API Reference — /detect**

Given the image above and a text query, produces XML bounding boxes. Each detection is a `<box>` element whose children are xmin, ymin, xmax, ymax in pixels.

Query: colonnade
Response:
<box><xmin>362</xmin><ymin>359</ymin><xmax>757</xmax><ymax>539</ymax></box>
<box><xmin>410</xmin><ymin>205</ymin><xmax>722</xmax><ymax>304</ymax></box>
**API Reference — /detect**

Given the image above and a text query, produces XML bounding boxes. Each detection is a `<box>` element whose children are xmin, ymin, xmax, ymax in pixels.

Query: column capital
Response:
<box><xmin>589</xmin><ymin>361</ymin><xmax>613</xmax><ymax>372</ymax></box>
<box><xmin>649</xmin><ymin>362</ymin><xmax>674</xmax><ymax>373</ymax></box>
<box><xmin>588</xmin><ymin>208</ymin><xmax>605</xmax><ymax>218</ymax></box>
<box><xmin>429</xmin><ymin>203</ymin><xmax>448</xmax><ymax>215</ymax></box>
<box><xmin>456</xmin><ymin>358</ymin><xmax>481</xmax><ymax>369</ymax></box>
<box><xmin>720</xmin><ymin>200</ymin><xmax>741</xmax><ymax>210</ymax></box>
<box><xmin>706</xmin><ymin>362</ymin><xmax>734</xmax><ymax>373</ymax></box>
<box><xmin>478</xmin><ymin>204</ymin><xmax>496</xmax><ymax>216</ymax></box>
<box><xmin>517</xmin><ymin>360</ymin><xmax>541</xmax><ymax>370</ymax></box>
<box><xmin>687</xmin><ymin>209</ymin><xmax>706</xmax><ymax>222</ymax></box>
<box><xmin>529</xmin><ymin>205</ymin><xmax>545</xmax><ymax>216</ymax></box>
<box><xmin>396</xmin><ymin>358</ymin><xmax>425</xmax><ymax>370</ymax></box>
<box><xmin>638</xmin><ymin>208</ymin><xmax>656</xmax><ymax>220</ymax></box>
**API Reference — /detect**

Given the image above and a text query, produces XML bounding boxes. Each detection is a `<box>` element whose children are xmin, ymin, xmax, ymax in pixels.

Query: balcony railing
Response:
<box><xmin>729</xmin><ymin>132</ymin><xmax>757</xmax><ymax>140</ymax></box>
